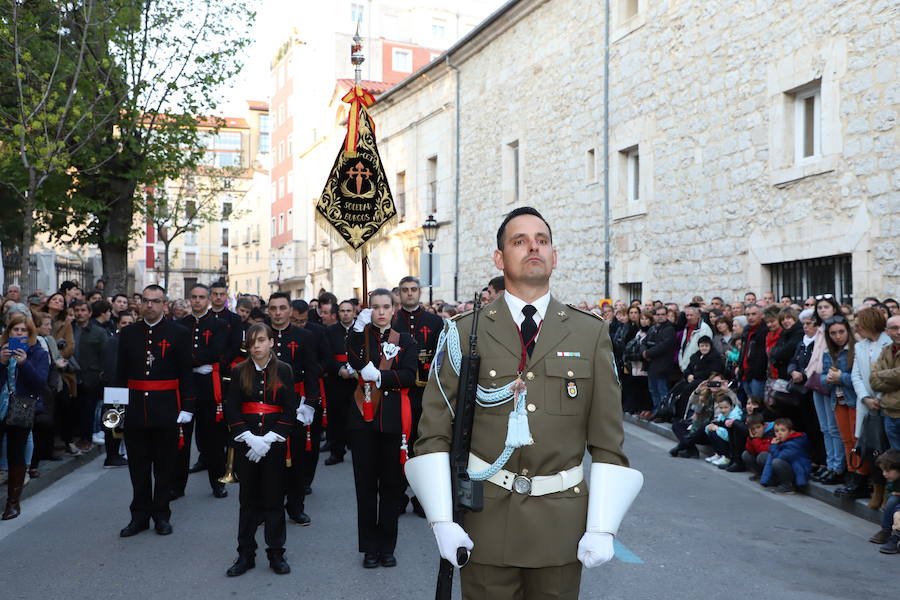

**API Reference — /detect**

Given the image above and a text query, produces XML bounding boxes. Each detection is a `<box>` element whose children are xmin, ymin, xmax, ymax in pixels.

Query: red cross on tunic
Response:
<box><xmin>287</xmin><ymin>340</ymin><xmax>299</xmax><ymax>359</ymax></box>
<box><xmin>418</xmin><ymin>325</ymin><xmax>432</xmax><ymax>345</ymax></box>
<box><xmin>158</xmin><ymin>339</ymin><xmax>171</xmax><ymax>359</ymax></box>
<box><xmin>203</xmin><ymin>329</ymin><xmax>213</xmax><ymax>344</ymax></box>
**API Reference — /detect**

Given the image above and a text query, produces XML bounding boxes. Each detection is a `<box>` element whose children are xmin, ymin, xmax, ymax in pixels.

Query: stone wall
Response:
<box><xmin>451</xmin><ymin>0</ymin><xmax>898</xmax><ymax>304</ymax></box>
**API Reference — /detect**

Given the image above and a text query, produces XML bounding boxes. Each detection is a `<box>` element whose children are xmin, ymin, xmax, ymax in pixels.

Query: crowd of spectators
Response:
<box><xmin>605</xmin><ymin>291</ymin><xmax>900</xmax><ymax>555</ymax></box>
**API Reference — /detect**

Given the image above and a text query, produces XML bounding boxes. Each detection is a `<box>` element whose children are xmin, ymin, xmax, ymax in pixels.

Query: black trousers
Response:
<box><xmin>285</xmin><ymin>425</ymin><xmax>308</xmax><ymax>514</ymax></box>
<box><xmin>174</xmin><ymin>374</ymin><xmax>226</xmax><ymax>493</ymax></box>
<box><xmin>0</xmin><ymin>423</ymin><xmax>30</xmax><ymax>467</ymax></box>
<box><xmin>77</xmin><ymin>383</ymin><xmax>101</xmax><ymax>441</ymax></box>
<box><xmin>125</xmin><ymin>425</ymin><xmax>178</xmax><ymax>523</ymax></box>
<box><xmin>235</xmin><ymin>440</ymin><xmax>287</xmax><ymax>557</ymax></box>
<box><xmin>300</xmin><ymin>398</ymin><xmax>323</xmax><ymax>488</ymax></box>
<box><xmin>323</xmin><ymin>380</ymin><xmax>351</xmax><ymax>457</ymax></box>
<box><xmin>348</xmin><ymin>428</ymin><xmax>403</xmax><ymax>554</ymax></box>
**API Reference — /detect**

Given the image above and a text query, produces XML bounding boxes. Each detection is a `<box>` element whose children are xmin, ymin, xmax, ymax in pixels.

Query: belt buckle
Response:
<box><xmin>512</xmin><ymin>474</ymin><xmax>532</xmax><ymax>495</ymax></box>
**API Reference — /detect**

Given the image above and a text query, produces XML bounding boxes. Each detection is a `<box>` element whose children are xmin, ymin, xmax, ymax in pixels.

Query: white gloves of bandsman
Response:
<box><xmin>235</xmin><ymin>431</ymin><xmax>284</xmax><ymax>463</ymax></box>
<box><xmin>296</xmin><ymin>399</ymin><xmax>315</xmax><ymax>426</ymax></box>
<box><xmin>176</xmin><ymin>411</ymin><xmax>193</xmax><ymax>424</ymax></box>
<box><xmin>360</xmin><ymin>362</ymin><xmax>381</xmax><ymax>388</ymax></box>
<box><xmin>352</xmin><ymin>308</ymin><xmax>372</xmax><ymax>333</ymax></box>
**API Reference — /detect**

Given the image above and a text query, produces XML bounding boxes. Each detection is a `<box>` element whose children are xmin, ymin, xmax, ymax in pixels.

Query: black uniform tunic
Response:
<box><xmin>176</xmin><ymin>310</ymin><xmax>228</xmax><ymax>492</ymax></box>
<box><xmin>345</xmin><ymin>324</ymin><xmax>418</xmax><ymax>555</ymax></box>
<box><xmin>298</xmin><ymin>320</ymin><xmax>335</xmax><ymax>488</ymax></box>
<box><xmin>323</xmin><ymin>322</ymin><xmax>356</xmax><ymax>459</ymax></box>
<box><xmin>224</xmin><ymin>359</ymin><xmax>298</xmax><ymax>557</ymax></box>
<box><xmin>115</xmin><ymin>319</ymin><xmax>196</xmax><ymax>523</ymax></box>
<box><xmin>271</xmin><ymin>324</ymin><xmax>320</xmax><ymax>515</ymax></box>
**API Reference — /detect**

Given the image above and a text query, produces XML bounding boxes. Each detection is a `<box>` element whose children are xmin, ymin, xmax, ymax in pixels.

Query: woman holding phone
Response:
<box><xmin>0</xmin><ymin>313</ymin><xmax>49</xmax><ymax>519</ymax></box>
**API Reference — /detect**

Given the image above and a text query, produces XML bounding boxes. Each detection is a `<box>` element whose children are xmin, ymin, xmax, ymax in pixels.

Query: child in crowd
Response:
<box><xmin>703</xmin><ymin>394</ymin><xmax>744</xmax><ymax>468</ymax></box>
<box><xmin>870</xmin><ymin>449</ymin><xmax>900</xmax><ymax>554</ymax></box>
<box><xmin>742</xmin><ymin>413</ymin><xmax>775</xmax><ymax>481</ymax></box>
<box><xmin>669</xmin><ymin>380</ymin><xmax>734</xmax><ymax>459</ymax></box>
<box><xmin>761</xmin><ymin>418</ymin><xmax>812</xmax><ymax>494</ymax></box>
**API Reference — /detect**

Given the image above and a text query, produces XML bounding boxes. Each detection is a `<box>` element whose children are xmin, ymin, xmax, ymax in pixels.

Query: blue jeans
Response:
<box><xmin>741</xmin><ymin>379</ymin><xmax>765</xmax><ymax>401</ymax></box>
<box><xmin>882</xmin><ymin>494</ymin><xmax>900</xmax><ymax>531</ymax></box>
<box><xmin>885</xmin><ymin>416</ymin><xmax>900</xmax><ymax>451</ymax></box>
<box><xmin>648</xmin><ymin>376</ymin><xmax>670</xmax><ymax>411</ymax></box>
<box><xmin>812</xmin><ymin>392</ymin><xmax>844</xmax><ymax>472</ymax></box>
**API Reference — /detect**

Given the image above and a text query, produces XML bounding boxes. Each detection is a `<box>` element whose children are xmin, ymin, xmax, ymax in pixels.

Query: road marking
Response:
<box><xmin>0</xmin><ymin>454</ymin><xmax>107</xmax><ymax>544</ymax></box>
<box><xmin>614</xmin><ymin>539</ymin><xmax>643</xmax><ymax>563</ymax></box>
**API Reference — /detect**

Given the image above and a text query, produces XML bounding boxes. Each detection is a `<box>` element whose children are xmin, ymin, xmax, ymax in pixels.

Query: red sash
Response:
<box><xmin>399</xmin><ymin>388</ymin><xmax>412</xmax><ymax>465</ymax></box>
<box><xmin>294</xmin><ymin>382</ymin><xmax>305</xmax><ymax>396</ymax></box>
<box><xmin>127</xmin><ymin>379</ymin><xmax>185</xmax><ymax>449</ymax></box>
<box><xmin>211</xmin><ymin>363</ymin><xmax>223</xmax><ymax>422</ymax></box>
<box><xmin>333</xmin><ymin>353</ymin><xmax>348</xmax><ymax>362</ymax></box>
<box><xmin>240</xmin><ymin>402</ymin><xmax>283</xmax><ymax>415</ymax></box>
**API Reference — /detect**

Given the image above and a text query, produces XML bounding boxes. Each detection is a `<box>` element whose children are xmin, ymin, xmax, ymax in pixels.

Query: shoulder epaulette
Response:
<box><xmin>567</xmin><ymin>304</ymin><xmax>604</xmax><ymax>321</ymax></box>
<box><xmin>450</xmin><ymin>309</ymin><xmax>473</xmax><ymax>322</ymax></box>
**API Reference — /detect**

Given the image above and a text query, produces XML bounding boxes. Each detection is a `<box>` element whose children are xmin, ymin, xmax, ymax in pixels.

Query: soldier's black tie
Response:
<box><xmin>521</xmin><ymin>304</ymin><xmax>538</xmax><ymax>357</ymax></box>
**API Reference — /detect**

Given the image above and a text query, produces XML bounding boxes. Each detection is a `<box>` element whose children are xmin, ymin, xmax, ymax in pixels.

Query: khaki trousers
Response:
<box><xmin>461</xmin><ymin>561</ymin><xmax>582</xmax><ymax>600</ymax></box>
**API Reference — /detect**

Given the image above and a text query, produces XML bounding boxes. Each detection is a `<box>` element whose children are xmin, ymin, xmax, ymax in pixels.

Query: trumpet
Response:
<box><xmin>102</xmin><ymin>405</ymin><xmax>125</xmax><ymax>439</ymax></box>
<box><xmin>218</xmin><ymin>447</ymin><xmax>239</xmax><ymax>484</ymax></box>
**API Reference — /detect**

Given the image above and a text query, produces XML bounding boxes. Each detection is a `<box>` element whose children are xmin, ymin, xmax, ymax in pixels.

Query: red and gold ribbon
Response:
<box><xmin>342</xmin><ymin>85</ymin><xmax>376</xmax><ymax>154</ymax></box>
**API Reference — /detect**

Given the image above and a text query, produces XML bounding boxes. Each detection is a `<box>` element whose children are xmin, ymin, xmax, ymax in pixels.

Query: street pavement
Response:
<box><xmin>0</xmin><ymin>423</ymin><xmax>896</xmax><ymax>599</ymax></box>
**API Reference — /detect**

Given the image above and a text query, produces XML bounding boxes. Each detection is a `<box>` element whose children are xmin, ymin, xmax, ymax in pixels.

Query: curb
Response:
<box><xmin>0</xmin><ymin>445</ymin><xmax>104</xmax><ymax>506</ymax></box>
<box><xmin>624</xmin><ymin>413</ymin><xmax>882</xmax><ymax>525</ymax></box>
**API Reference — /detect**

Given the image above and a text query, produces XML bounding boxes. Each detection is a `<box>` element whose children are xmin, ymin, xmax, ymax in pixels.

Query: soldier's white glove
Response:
<box><xmin>360</xmin><ymin>361</ymin><xmax>381</xmax><ymax>387</ymax></box>
<box><xmin>577</xmin><ymin>532</ymin><xmax>615</xmax><ymax>568</ymax></box>
<box><xmin>192</xmin><ymin>364</ymin><xmax>213</xmax><ymax>375</ymax></box>
<box><xmin>261</xmin><ymin>431</ymin><xmax>285</xmax><ymax>444</ymax></box>
<box><xmin>296</xmin><ymin>401</ymin><xmax>315</xmax><ymax>426</ymax></box>
<box><xmin>352</xmin><ymin>308</ymin><xmax>372</xmax><ymax>332</ymax></box>
<box><xmin>245</xmin><ymin>448</ymin><xmax>264</xmax><ymax>463</ymax></box>
<box><xmin>432</xmin><ymin>522</ymin><xmax>474</xmax><ymax>568</ymax></box>
<box><xmin>242</xmin><ymin>433</ymin><xmax>271</xmax><ymax>458</ymax></box>
<box><xmin>176</xmin><ymin>411</ymin><xmax>193</xmax><ymax>424</ymax></box>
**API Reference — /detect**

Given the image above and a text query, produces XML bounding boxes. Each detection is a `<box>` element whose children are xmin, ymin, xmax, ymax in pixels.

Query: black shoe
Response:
<box><xmin>287</xmin><ymin>510</ymin><xmax>311</xmax><ymax>526</ymax></box>
<box><xmin>189</xmin><ymin>460</ymin><xmax>207</xmax><ymax>474</ymax></box>
<box><xmin>678</xmin><ymin>448</ymin><xmax>699</xmax><ymax>459</ymax></box>
<box><xmin>304</xmin><ymin>485</ymin><xmax>312</xmax><ymax>495</ymax></box>
<box><xmin>269</xmin><ymin>556</ymin><xmax>291</xmax><ymax>574</ymax></box>
<box><xmin>410</xmin><ymin>496</ymin><xmax>426</xmax><ymax>519</ymax></box>
<box><xmin>320</xmin><ymin>441</ymin><xmax>331</xmax><ymax>452</ymax></box>
<box><xmin>879</xmin><ymin>532</ymin><xmax>900</xmax><ymax>554</ymax></box>
<box><xmin>226</xmin><ymin>555</ymin><xmax>255</xmax><ymax>577</ymax></box>
<box><xmin>119</xmin><ymin>520</ymin><xmax>149</xmax><ymax>537</ymax></box>
<box><xmin>834</xmin><ymin>473</ymin><xmax>868</xmax><ymax>498</ymax></box>
<box><xmin>726</xmin><ymin>462</ymin><xmax>747</xmax><ymax>473</ymax></box>
<box><xmin>398</xmin><ymin>494</ymin><xmax>410</xmax><ymax>514</ymax></box>
<box><xmin>770</xmin><ymin>483</ymin><xmax>796</xmax><ymax>494</ymax></box>
<box><xmin>363</xmin><ymin>553</ymin><xmax>379</xmax><ymax>568</ymax></box>
<box><xmin>324</xmin><ymin>454</ymin><xmax>344</xmax><ymax>465</ymax></box>
<box><xmin>819</xmin><ymin>470</ymin><xmax>844</xmax><ymax>485</ymax></box>
<box><xmin>103</xmin><ymin>456</ymin><xmax>128</xmax><ymax>468</ymax></box>
<box><xmin>169</xmin><ymin>489</ymin><xmax>185</xmax><ymax>501</ymax></box>
<box><xmin>668</xmin><ymin>445</ymin><xmax>681</xmax><ymax>457</ymax></box>
<box><xmin>870</xmin><ymin>529</ymin><xmax>892</xmax><ymax>544</ymax></box>
<box><xmin>379</xmin><ymin>553</ymin><xmax>397</xmax><ymax>567</ymax></box>
<box><xmin>811</xmin><ymin>466</ymin><xmax>828</xmax><ymax>481</ymax></box>
<box><xmin>154</xmin><ymin>519</ymin><xmax>173</xmax><ymax>535</ymax></box>
<box><xmin>212</xmin><ymin>485</ymin><xmax>228</xmax><ymax>499</ymax></box>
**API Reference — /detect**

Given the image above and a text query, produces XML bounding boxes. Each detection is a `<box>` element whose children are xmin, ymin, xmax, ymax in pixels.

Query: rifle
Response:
<box><xmin>435</xmin><ymin>295</ymin><xmax>484</xmax><ymax>600</ymax></box>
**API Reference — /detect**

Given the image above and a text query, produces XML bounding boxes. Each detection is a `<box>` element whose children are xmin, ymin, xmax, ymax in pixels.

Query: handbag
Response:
<box><xmin>853</xmin><ymin>410</ymin><xmax>889</xmax><ymax>466</ymax></box>
<box><xmin>6</xmin><ymin>393</ymin><xmax>36</xmax><ymax>428</ymax></box>
<box><xmin>803</xmin><ymin>371</ymin><xmax>829</xmax><ymax>395</ymax></box>
<box><xmin>767</xmin><ymin>379</ymin><xmax>801</xmax><ymax>410</ymax></box>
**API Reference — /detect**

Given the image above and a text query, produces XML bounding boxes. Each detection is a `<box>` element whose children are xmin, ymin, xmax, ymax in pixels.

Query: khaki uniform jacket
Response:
<box><xmin>870</xmin><ymin>344</ymin><xmax>900</xmax><ymax>418</ymax></box>
<box><xmin>415</xmin><ymin>295</ymin><xmax>628</xmax><ymax>568</ymax></box>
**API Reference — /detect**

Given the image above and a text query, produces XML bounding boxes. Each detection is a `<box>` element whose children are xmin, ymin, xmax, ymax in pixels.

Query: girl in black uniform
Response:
<box><xmin>224</xmin><ymin>323</ymin><xmax>299</xmax><ymax>576</ymax></box>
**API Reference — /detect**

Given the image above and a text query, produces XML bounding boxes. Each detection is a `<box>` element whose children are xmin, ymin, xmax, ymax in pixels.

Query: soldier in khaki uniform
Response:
<box><xmin>406</xmin><ymin>207</ymin><xmax>643</xmax><ymax>599</ymax></box>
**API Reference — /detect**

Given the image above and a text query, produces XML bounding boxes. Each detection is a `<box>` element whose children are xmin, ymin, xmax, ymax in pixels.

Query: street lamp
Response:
<box><xmin>422</xmin><ymin>214</ymin><xmax>440</xmax><ymax>305</ymax></box>
<box><xmin>276</xmin><ymin>258</ymin><xmax>283</xmax><ymax>291</ymax></box>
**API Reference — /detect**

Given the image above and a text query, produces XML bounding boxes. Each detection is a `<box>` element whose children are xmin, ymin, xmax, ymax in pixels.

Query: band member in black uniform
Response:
<box><xmin>268</xmin><ymin>293</ymin><xmax>319</xmax><ymax>525</ymax></box>
<box><xmin>210</xmin><ymin>281</ymin><xmax>244</xmax><ymax>375</ymax></box>
<box><xmin>116</xmin><ymin>285</ymin><xmax>196</xmax><ymax>537</ymax></box>
<box><xmin>175</xmin><ymin>283</ymin><xmax>228</xmax><ymax>498</ymax></box>
<box><xmin>290</xmin><ymin>299</ymin><xmax>336</xmax><ymax>493</ymax></box>
<box><xmin>392</xmin><ymin>276</ymin><xmax>443</xmax><ymax>517</ymax></box>
<box><xmin>323</xmin><ymin>300</ymin><xmax>357</xmax><ymax>465</ymax></box>
<box><xmin>224</xmin><ymin>323</ymin><xmax>298</xmax><ymax>577</ymax></box>
<box><xmin>346</xmin><ymin>288</ymin><xmax>418</xmax><ymax>568</ymax></box>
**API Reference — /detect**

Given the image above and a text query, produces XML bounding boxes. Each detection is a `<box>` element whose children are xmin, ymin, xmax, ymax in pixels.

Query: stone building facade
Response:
<box><xmin>364</xmin><ymin>0</ymin><xmax>898</xmax><ymax>305</ymax></box>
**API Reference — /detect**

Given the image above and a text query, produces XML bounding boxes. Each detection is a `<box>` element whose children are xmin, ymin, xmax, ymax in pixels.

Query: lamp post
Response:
<box><xmin>275</xmin><ymin>258</ymin><xmax>283</xmax><ymax>291</ymax></box>
<box><xmin>422</xmin><ymin>214</ymin><xmax>439</xmax><ymax>305</ymax></box>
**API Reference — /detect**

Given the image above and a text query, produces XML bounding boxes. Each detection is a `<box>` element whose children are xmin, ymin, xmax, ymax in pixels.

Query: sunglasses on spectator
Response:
<box><xmin>814</xmin><ymin>294</ymin><xmax>834</xmax><ymax>300</ymax></box>
<box><xmin>803</xmin><ymin>302</ymin><xmax>815</xmax><ymax>307</ymax></box>
<box><xmin>823</xmin><ymin>316</ymin><xmax>846</xmax><ymax>326</ymax></box>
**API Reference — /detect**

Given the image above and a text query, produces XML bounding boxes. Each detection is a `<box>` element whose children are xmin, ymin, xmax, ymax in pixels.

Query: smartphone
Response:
<box><xmin>7</xmin><ymin>336</ymin><xmax>28</xmax><ymax>353</ymax></box>
<box><xmin>707</xmin><ymin>380</ymin><xmax>722</xmax><ymax>388</ymax></box>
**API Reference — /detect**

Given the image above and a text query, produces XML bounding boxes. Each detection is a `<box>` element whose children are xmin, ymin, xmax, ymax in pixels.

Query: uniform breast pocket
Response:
<box><xmin>544</xmin><ymin>357</ymin><xmax>591</xmax><ymax>416</ymax></box>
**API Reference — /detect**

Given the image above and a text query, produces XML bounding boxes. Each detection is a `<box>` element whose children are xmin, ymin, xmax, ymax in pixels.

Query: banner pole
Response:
<box><xmin>362</xmin><ymin>250</ymin><xmax>368</xmax><ymax>308</ymax></box>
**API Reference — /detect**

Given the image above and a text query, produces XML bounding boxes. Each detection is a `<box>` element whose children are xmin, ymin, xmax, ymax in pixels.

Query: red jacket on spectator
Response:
<box><xmin>745</xmin><ymin>430</ymin><xmax>774</xmax><ymax>455</ymax></box>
